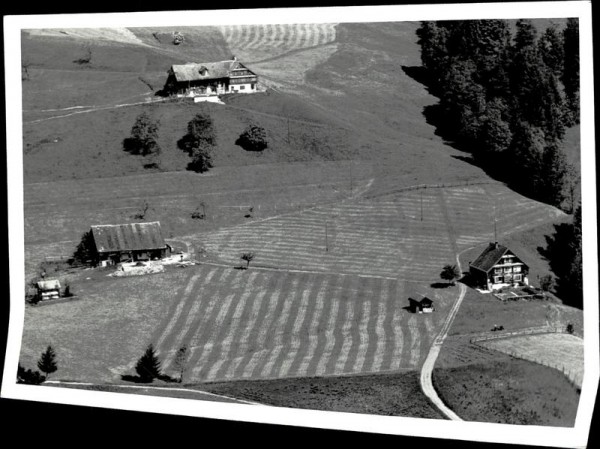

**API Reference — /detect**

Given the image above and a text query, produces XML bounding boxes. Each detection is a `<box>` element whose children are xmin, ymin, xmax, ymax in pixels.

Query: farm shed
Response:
<box><xmin>408</xmin><ymin>297</ymin><xmax>434</xmax><ymax>313</ymax></box>
<box><xmin>36</xmin><ymin>279</ymin><xmax>61</xmax><ymax>301</ymax></box>
<box><xmin>90</xmin><ymin>222</ymin><xmax>171</xmax><ymax>267</ymax></box>
<box><xmin>163</xmin><ymin>57</ymin><xmax>259</xmax><ymax>97</ymax></box>
<box><xmin>469</xmin><ymin>242</ymin><xmax>529</xmax><ymax>290</ymax></box>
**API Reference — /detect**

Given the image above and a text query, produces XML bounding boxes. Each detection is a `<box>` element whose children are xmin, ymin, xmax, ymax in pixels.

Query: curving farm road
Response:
<box><xmin>419</xmin><ymin>252</ymin><xmax>468</xmax><ymax>421</ymax></box>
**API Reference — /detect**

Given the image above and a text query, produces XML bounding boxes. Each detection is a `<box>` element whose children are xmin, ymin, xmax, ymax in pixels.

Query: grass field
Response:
<box><xmin>19</xmin><ymin>263</ymin><xmax>458</xmax><ymax>384</ymax></box>
<box><xmin>202</xmin><ymin>371</ymin><xmax>442</xmax><ymax>418</ymax></box>
<box><xmin>432</xmin><ymin>359</ymin><xmax>580</xmax><ymax>426</ymax></box>
<box><xmin>481</xmin><ymin>333</ymin><xmax>584</xmax><ymax>387</ymax></box>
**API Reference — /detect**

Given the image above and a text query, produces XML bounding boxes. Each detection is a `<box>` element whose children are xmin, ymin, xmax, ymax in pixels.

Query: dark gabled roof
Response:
<box><xmin>169</xmin><ymin>60</ymin><xmax>254</xmax><ymax>82</ymax></box>
<box><xmin>91</xmin><ymin>222</ymin><xmax>167</xmax><ymax>254</ymax></box>
<box><xmin>470</xmin><ymin>242</ymin><xmax>528</xmax><ymax>273</ymax></box>
<box><xmin>420</xmin><ymin>297</ymin><xmax>434</xmax><ymax>306</ymax></box>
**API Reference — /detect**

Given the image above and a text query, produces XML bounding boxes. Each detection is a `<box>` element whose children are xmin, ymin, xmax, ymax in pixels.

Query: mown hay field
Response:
<box><xmin>20</xmin><ymin>264</ymin><xmax>457</xmax><ymax>384</ymax></box>
<box><xmin>481</xmin><ymin>333</ymin><xmax>584</xmax><ymax>387</ymax></box>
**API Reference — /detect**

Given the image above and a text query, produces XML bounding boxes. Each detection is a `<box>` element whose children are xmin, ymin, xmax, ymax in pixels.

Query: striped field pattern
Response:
<box><xmin>218</xmin><ymin>23</ymin><xmax>337</xmax><ymax>62</ymax></box>
<box><xmin>151</xmin><ymin>264</ymin><xmax>451</xmax><ymax>383</ymax></box>
<box><xmin>192</xmin><ymin>184</ymin><xmax>564</xmax><ymax>281</ymax></box>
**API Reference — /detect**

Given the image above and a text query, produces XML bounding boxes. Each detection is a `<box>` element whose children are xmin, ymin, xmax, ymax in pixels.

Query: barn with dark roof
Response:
<box><xmin>90</xmin><ymin>221</ymin><xmax>171</xmax><ymax>266</ymax></box>
<box><xmin>469</xmin><ymin>242</ymin><xmax>529</xmax><ymax>290</ymax></box>
<box><xmin>163</xmin><ymin>57</ymin><xmax>258</xmax><ymax>97</ymax></box>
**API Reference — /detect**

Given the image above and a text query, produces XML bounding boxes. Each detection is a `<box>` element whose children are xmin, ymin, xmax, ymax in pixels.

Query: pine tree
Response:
<box><xmin>538</xmin><ymin>24</ymin><xmax>564</xmax><ymax>78</ymax></box>
<box><xmin>135</xmin><ymin>344</ymin><xmax>162</xmax><ymax>383</ymax></box>
<box><xmin>73</xmin><ymin>230</ymin><xmax>97</xmax><ymax>265</ymax></box>
<box><xmin>540</xmin><ymin>144</ymin><xmax>570</xmax><ymax>207</ymax></box>
<box><xmin>562</xmin><ymin>18</ymin><xmax>580</xmax><ymax>125</ymax></box>
<box><xmin>37</xmin><ymin>346</ymin><xmax>57</xmax><ymax>380</ymax></box>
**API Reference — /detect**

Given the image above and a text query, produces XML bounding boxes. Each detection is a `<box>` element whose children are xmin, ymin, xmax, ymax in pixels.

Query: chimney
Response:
<box><xmin>494</xmin><ymin>241</ymin><xmax>499</xmax><ymax>249</ymax></box>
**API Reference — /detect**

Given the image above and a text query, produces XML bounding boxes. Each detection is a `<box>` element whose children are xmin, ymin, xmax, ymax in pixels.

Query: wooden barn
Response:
<box><xmin>469</xmin><ymin>242</ymin><xmax>529</xmax><ymax>290</ymax></box>
<box><xmin>163</xmin><ymin>57</ymin><xmax>259</xmax><ymax>97</ymax></box>
<box><xmin>90</xmin><ymin>222</ymin><xmax>171</xmax><ymax>267</ymax></box>
<box><xmin>408</xmin><ymin>296</ymin><xmax>435</xmax><ymax>313</ymax></box>
<box><xmin>36</xmin><ymin>279</ymin><xmax>61</xmax><ymax>301</ymax></box>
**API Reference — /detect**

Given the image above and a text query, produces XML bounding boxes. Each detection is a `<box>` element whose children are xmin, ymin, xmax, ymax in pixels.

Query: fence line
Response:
<box><xmin>470</xmin><ymin>328</ymin><xmax>582</xmax><ymax>388</ymax></box>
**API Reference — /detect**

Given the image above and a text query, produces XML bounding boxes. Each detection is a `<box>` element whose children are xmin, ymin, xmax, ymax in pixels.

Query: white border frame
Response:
<box><xmin>2</xmin><ymin>2</ymin><xmax>597</xmax><ymax>447</ymax></box>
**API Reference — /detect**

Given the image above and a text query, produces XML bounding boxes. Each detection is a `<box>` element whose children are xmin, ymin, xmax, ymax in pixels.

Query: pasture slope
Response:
<box><xmin>17</xmin><ymin>21</ymin><xmax>580</xmax><ymax>420</ymax></box>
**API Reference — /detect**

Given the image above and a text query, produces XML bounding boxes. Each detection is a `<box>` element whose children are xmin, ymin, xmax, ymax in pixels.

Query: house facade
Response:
<box><xmin>90</xmin><ymin>222</ymin><xmax>171</xmax><ymax>266</ymax></box>
<box><xmin>163</xmin><ymin>58</ymin><xmax>258</xmax><ymax>97</ymax></box>
<box><xmin>36</xmin><ymin>279</ymin><xmax>61</xmax><ymax>301</ymax></box>
<box><xmin>469</xmin><ymin>242</ymin><xmax>529</xmax><ymax>290</ymax></box>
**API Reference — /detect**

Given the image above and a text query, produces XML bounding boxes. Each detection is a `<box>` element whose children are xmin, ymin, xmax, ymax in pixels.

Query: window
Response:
<box><xmin>514</xmin><ymin>274</ymin><xmax>522</xmax><ymax>281</ymax></box>
<box><xmin>494</xmin><ymin>268</ymin><xmax>502</xmax><ymax>274</ymax></box>
<box><xmin>494</xmin><ymin>276</ymin><xmax>502</xmax><ymax>284</ymax></box>
<box><xmin>513</xmin><ymin>266</ymin><xmax>521</xmax><ymax>273</ymax></box>
<box><xmin>240</xmin><ymin>85</ymin><xmax>245</xmax><ymax>90</ymax></box>
<box><xmin>504</xmin><ymin>267</ymin><xmax>512</xmax><ymax>273</ymax></box>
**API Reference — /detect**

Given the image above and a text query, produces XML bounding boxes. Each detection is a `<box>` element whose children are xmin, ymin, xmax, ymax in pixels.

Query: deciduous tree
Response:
<box><xmin>123</xmin><ymin>112</ymin><xmax>161</xmax><ymax>157</ymax></box>
<box><xmin>440</xmin><ymin>264</ymin><xmax>461</xmax><ymax>285</ymax></box>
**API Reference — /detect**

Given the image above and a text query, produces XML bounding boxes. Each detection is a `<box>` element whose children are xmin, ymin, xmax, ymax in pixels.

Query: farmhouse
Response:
<box><xmin>36</xmin><ymin>279</ymin><xmax>61</xmax><ymax>301</ymax></box>
<box><xmin>90</xmin><ymin>222</ymin><xmax>171</xmax><ymax>267</ymax></box>
<box><xmin>469</xmin><ymin>242</ymin><xmax>529</xmax><ymax>290</ymax></box>
<box><xmin>163</xmin><ymin>57</ymin><xmax>259</xmax><ymax>97</ymax></box>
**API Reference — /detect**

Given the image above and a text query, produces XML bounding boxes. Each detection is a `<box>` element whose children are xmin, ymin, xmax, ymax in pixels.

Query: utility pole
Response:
<box><xmin>493</xmin><ymin>203</ymin><xmax>497</xmax><ymax>242</ymax></box>
<box><xmin>287</xmin><ymin>117</ymin><xmax>291</xmax><ymax>144</ymax></box>
<box><xmin>350</xmin><ymin>164</ymin><xmax>354</xmax><ymax>195</ymax></box>
<box><xmin>325</xmin><ymin>222</ymin><xmax>329</xmax><ymax>252</ymax></box>
<box><xmin>420</xmin><ymin>189</ymin><xmax>423</xmax><ymax>221</ymax></box>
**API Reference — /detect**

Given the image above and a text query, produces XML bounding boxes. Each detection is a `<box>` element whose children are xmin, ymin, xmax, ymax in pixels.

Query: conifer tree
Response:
<box><xmin>562</xmin><ymin>18</ymin><xmax>580</xmax><ymax>125</ymax></box>
<box><xmin>135</xmin><ymin>344</ymin><xmax>162</xmax><ymax>383</ymax></box>
<box><xmin>37</xmin><ymin>346</ymin><xmax>57</xmax><ymax>380</ymax></box>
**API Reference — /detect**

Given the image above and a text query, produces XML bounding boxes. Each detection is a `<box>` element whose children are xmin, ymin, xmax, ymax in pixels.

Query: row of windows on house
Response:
<box><xmin>494</xmin><ymin>265</ymin><xmax>522</xmax><ymax>274</ymax></box>
<box><xmin>493</xmin><ymin>273</ymin><xmax>524</xmax><ymax>283</ymax></box>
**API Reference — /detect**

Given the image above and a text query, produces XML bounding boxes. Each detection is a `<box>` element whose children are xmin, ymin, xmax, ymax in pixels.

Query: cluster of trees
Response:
<box><xmin>125</xmin><ymin>111</ymin><xmax>270</xmax><ymax>173</ymax></box>
<box><xmin>18</xmin><ymin>346</ymin><xmax>58</xmax><ymax>385</ymax></box>
<box><xmin>416</xmin><ymin>19</ymin><xmax>579</xmax><ymax>210</ymax></box>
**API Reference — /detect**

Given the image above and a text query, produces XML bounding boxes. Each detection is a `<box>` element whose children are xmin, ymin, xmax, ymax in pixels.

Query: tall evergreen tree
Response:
<box><xmin>562</xmin><ymin>18</ymin><xmax>580</xmax><ymax>125</ymax></box>
<box><xmin>37</xmin><ymin>346</ymin><xmax>57</xmax><ymax>380</ymax></box>
<box><xmin>539</xmin><ymin>143</ymin><xmax>570</xmax><ymax>207</ymax></box>
<box><xmin>135</xmin><ymin>344</ymin><xmax>162</xmax><ymax>383</ymax></box>
<box><xmin>538</xmin><ymin>24</ymin><xmax>564</xmax><ymax>78</ymax></box>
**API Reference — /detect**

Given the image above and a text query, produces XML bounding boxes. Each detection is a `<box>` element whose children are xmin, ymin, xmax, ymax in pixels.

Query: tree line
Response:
<box><xmin>416</xmin><ymin>19</ymin><xmax>580</xmax><ymax>211</ymax></box>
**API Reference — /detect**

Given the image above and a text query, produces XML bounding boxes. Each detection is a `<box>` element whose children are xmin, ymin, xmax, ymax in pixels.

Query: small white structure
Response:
<box><xmin>36</xmin><ymin>279</ymin><xmax>61</xmax><ymax>301</ymax></box>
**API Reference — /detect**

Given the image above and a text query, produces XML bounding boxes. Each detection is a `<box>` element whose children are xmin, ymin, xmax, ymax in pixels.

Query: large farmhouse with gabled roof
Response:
<box><xmin>90</xmin><ymin>221</ymin><xmax>171</xmax><ymax>266</ymax></box>
<box><xmin>163</xmin><ymin>57</ymin><xmax>259</xmax><ymax>97</ymax></box>
<box><xmin>469</xmin><ymin>242</ymin><xmax>530</xmax><ymax>290</ymax></box>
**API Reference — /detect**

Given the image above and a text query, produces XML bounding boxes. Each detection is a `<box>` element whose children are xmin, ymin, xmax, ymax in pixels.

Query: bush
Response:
<box><xmin>17</xmin><ymin>364</ymin><xmax>46</xmax><ymax>385</ymax></box>
<box><xmin>236</xmin><ymin>125</ymin><xmax>268</xmax><ymax>152</ymax></box>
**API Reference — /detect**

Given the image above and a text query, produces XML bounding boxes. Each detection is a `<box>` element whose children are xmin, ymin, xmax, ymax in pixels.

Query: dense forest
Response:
<box><xmin>415</xmin><ymin>19</ymin><xmax>583</xmax><ymax>308</ymax></box>
<box><xmin>416</xmin><ymin>18</ymin><xmax>580</xmax><ymax>212</ymax></box>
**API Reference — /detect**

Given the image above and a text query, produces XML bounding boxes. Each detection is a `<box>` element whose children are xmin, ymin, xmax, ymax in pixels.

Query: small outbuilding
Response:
<box><xmin>408</xmin><ymin>296</ymin><xmax>435</xmax><ymax>313</ymax></box>
<box><xmin>36</xmin><ymin>279</ymin><xmax>61</xmax><ymax>301</ymax></box>
<box><xmin>90</xmin><ymin>221</ymin><xmax>171</xmax><ymax>267</ymax></box>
